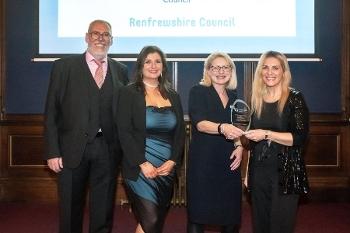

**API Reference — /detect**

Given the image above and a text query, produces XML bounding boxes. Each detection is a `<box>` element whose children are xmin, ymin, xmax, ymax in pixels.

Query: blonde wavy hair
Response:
<box><xmin>251</xmin><ymin>51</ymin><xmax>291</xmax><ymax>118</ymax></box>
<box><xmin>200</xmin><ymin>52</ymin><xmax>237</xmax><ymax>90</ymax></box>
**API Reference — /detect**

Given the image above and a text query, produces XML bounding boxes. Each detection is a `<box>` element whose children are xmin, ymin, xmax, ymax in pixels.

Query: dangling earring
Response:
<box><xmin>158</xmin><ymin>72</ymin><xmax>163</xmax><ymax>84</ymax></box>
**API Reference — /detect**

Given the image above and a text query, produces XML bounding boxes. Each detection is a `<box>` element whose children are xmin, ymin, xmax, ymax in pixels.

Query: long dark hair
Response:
<box><xmin>134</xmin><ymin>45</ymin><xmax>172</xmax><ymax>98</ymax></box>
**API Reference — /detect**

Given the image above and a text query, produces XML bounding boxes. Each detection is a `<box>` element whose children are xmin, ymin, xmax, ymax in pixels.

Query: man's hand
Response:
<box><xmin>47</xmin><ymin>157</ymin><xmax>63</xmax><ymax>173</ymax></box>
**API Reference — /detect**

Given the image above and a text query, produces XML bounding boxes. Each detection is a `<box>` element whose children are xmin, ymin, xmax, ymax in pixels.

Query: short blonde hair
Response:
<box><xmin>200</xmin><ymin>52</ymin><xmax>237</xmax><ymax>90</ymax></box>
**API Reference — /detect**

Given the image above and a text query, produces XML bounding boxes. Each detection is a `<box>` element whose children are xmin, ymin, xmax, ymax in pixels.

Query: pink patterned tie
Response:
<box><xmin>93</xmin><ymin>60</ymin><xmax>105</xmax><ymax>88</ymax></box>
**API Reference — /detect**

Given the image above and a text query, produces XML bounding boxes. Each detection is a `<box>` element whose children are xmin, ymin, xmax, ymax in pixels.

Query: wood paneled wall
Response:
<box><xmin>0</xmin><ymin>115</ymin><xmax>349</xmax><ymax>203</ymax></box>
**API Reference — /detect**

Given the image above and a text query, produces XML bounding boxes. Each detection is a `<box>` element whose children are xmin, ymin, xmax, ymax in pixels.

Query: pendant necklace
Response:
<box><xmin>143</xmin><ymin>80</ymin><xmax>159</xmax><ymax>88</ymax></box>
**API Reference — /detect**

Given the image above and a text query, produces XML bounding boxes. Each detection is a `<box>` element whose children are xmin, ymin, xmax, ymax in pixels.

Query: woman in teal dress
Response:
<box><xmin>117</xmin><ymin>46</ymin><xmax>185</xmax><ymax>233</ymax></box>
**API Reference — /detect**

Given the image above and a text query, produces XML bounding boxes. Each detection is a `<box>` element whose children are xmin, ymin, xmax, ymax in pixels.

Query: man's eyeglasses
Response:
<box><xmin>210</xmin><ymin>65</ymin><xmax>232</xmax><ymax>73</ymax></box>
<box><xmin>89</xmin><ymin>31</ymin><xmax>112</xmax><ymax>40</ymax></box>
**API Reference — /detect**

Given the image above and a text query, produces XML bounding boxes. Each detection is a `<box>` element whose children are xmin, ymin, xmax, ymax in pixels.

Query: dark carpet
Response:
<box><xmin>0</xmin><ymin>202</ymin><xmax>349</xmax><ymax>233</ymax></box>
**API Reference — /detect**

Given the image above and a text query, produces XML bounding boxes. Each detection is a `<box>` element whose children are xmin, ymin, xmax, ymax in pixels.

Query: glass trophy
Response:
<box><xmin>230</xmin><ymin>99</ymin><xmax>252</xmax><ymax>131</ymax></box>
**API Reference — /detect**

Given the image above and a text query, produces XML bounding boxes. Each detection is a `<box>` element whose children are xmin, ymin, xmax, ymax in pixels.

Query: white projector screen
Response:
<box><xmin>38</xmin><ymin>0</ymin><xmax>315</xmax><ymax>58</ymax></box>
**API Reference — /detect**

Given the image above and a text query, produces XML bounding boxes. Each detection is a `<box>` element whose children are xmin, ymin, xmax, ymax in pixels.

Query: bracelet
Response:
<box><xmin>264</xmin><ymin>130</ymin><xmax>270</xmax><ymax>140</ymax></box>
<box><xmin>140</xmin><ymin>161</ymin><xmax>148</xmax><ymax>166</ymax></box>
<box><xmin>218</xmin><ymin>123</ymin><xmax>223</xmax><ymax>135</ymax></box>
<box><xmin>234</xmin><ymin>141</ymin><xmax>242</xmax><ymax>147</ymax></box>
<box><xmin>235</xmin><ymin>144</ymin><xmax>242</xmax><ymax>148</ymax></box>
<box><xmin>221</xmin><ymin>124</ymin><xmax>225</xmax><ymax>135</ymax></box>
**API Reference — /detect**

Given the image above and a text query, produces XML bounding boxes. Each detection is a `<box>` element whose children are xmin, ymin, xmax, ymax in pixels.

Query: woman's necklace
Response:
<box><xmin>145</xmin><ymin>88</ymin><xmax>162</xmax><ymax>107</ymax></box>
<box><xmin>264</xmin><ymin>90</ymin><xmax>281</xmax><ymax>103</ymax></box>
<box><xmin>214</xmin><ymin>87</ymin><xmax>228</xmax><ymax>107</ymax></box>
<box><xmin>215</xmin><ymin>87</ymin><xmax>226</xmax><ymax>97</ymax></box>
<box><xmin>143</xmin><ymin>80</ymin><xmax>159</xmax><ymax>88</ymax></box>
<box><xmin>218</xmin><ymin>89</ymin><xmax>226</xmax><ymax>95</ymax></box>
<box><xmin>213</xmin><ymin>84</ymin><xmax>226</xmax><ymax>96</ymax></box>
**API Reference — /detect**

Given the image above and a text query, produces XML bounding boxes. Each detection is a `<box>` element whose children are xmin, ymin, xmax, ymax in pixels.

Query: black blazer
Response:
<box><xmin>44</xmin><ymin>54</ymin><xmax>128</xmax><ymax>168</ymax></box>
<box><xmin>117</xmin><ymin>83</ymin><xmax>185</xmax><ymax>180</ymax></box>
<box><xmin>247</xmin><ymin>88</ymin><xmax>309</xmax><ymax>194</ymax></box>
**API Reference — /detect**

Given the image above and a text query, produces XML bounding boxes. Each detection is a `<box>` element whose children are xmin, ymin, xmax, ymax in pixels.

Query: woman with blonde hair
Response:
<box><xmin>187</xmin><ymin>52</ymin><xmax>244</xmax><ymax>233</ymax></box>
<box><xmin>244</xmin><ymin>51</ymin><xmax>309</xmax><ymax>233</ymax></box>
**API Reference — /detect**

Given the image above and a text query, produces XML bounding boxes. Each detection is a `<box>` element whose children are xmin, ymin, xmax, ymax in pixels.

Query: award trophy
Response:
<box><xmin>230</xmin><ymin>99</ymin><xmax>252</xmax><ymax>131</ymax></box>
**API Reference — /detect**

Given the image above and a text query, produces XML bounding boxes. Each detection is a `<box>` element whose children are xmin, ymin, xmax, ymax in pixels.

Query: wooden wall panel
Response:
<box><xmin>10</xmin><ymin>135</ymin><xmax>45</xmax><ymax>166</ymax></box>
<box><xmin>1</xmin><ymin>131</ymin><xmax>130</xmax><ymax>203</ymax></box>
<box><xmin>304</xmin><ymin>126</ymin><xmax>350</xmax><ymax>196</ymax></box>
<box><xmin>0</xmin><ymin>118</ymin><xmax>349</xmax><ymax>203</ymax></box>
<box><xmin>306</xmin><ymin>132</ymin><xmax>340</xmax><ymax>167</ymax></box>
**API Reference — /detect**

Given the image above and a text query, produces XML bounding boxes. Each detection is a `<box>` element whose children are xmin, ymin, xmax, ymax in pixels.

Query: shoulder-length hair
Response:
<box><xmin>200</xmin><ymin>52</ymin><xmax>237</xmax><ymax>90</ymax></box>
<box><xmin>134</xmin><ymin>45</ymin><xmax>172</xmax><ymax>98</ymax></box>
<box><xmin>251</xmin><ymin>51</ymin><xmax>291</xmax><ymax>118</ymax></box>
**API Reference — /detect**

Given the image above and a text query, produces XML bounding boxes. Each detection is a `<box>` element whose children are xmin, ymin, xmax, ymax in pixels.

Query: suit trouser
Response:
<box><xmin>251</xmin><ymin>160</ymin><xmax>299</xmax><ymax>233</ymax></box>
<box><xmin>58</xmin><ymin>136</ymin><xmax>118</xmax><ymax>233</ymax></box>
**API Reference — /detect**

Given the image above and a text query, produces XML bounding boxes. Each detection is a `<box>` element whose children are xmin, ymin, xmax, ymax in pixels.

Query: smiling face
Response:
<box><xmin>208</xmin><ymin>57</ymin><xmax>232</xmax><ymax>86</ymax></box>
<box><xmin>261</xmin><ymin>57</ymin><xmax>284</xmax><ymax>88</ymax></box>
<box><xmin>85</xmin><ymin>21</ymin><xmax>113</xmax><ymax>60</ymax></box>
<box><xmin>142</xmin><ymin>52</ymin><xmax>163</xmax><ymax>82</ymax></box>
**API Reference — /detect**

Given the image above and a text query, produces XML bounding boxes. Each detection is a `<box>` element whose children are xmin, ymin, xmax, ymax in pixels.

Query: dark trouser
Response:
<box><xmin>251</xmin><ymin>163</ymin><xmax>299</xmax><ymax>233</ymax></box>
<box><xmin>58</xmin><ymin>136</ymin><xmax>119</xmax><ymax>233</ymax></box>
<box><xmin>187</xmin><ymin>221</ymin><xmax>239</xmax><ymax>233</ymax></box>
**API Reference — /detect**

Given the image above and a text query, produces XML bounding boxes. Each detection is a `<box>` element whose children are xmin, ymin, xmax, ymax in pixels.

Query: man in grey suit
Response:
<box><xmin>44</xmin><ymin>19</ymin><xmax>128</xmax><ymax>233</ymax></box>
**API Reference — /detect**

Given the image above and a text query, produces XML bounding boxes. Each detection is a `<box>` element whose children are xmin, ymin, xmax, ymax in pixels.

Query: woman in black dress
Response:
<box><xmin>117</xmin><ymin>46</ymin><xmax>185</xmax><ymax>233</ymax></box>
<box><xmin>187</xmin><ymin>52</ymin><xmax>245</xmax><ymax>233</ymax></box>
<box><xmin>244</xmin><ymin>51</ymin><xmax>309</xmax><ymax>233</ymax></box>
